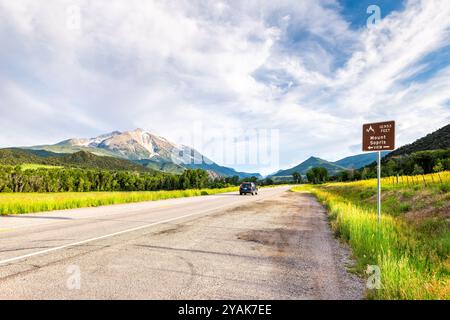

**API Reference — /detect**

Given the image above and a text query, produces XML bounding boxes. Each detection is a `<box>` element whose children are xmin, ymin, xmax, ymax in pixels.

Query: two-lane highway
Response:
<box><xmin>0</xmin><ymin>186</ymin><xmax>363</xmax><ymax>299</ymax></box>
<box><xmin>0</xmin><ymin>187</ymin><xmax>289</xmax><ymax>265</ymax></box>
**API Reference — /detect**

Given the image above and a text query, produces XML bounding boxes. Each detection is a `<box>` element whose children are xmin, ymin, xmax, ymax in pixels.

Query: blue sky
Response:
<box><xmin>0</xmin><ymin>0</ymin><xmax>449</xmax><ymax>175</ymax></box>
<box><xmin>338</xmin><ymin>0</ymin><xmax>405</xmax><ymax>28</ymax></box>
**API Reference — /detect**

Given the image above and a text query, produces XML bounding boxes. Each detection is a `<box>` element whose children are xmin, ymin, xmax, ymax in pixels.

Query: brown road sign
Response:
<box><xmin>362</xmin><ymin>121</ymin><xmax>395</xmax><ymax>152</ymax></box>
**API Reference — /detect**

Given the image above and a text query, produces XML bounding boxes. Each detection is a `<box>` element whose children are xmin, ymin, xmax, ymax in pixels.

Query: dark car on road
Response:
<box><xmin>239</xmin><ymin>182</ymin><xmax>258</xmax><ymax>195</ymax></box>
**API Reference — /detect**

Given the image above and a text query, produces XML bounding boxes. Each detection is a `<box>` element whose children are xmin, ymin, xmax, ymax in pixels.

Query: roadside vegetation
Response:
<box><xmin>333</xmin><ymin>148</ymin><xmax>450</xmax><ymax>182</ymax></box>
<box><xmin>0</xmin><ymin>187</ymin><xmax>239</xmax><ymax>215</ymax></box>
<box><xmin>292</xmin><ymin>171</ymin><xmax>450</xmax><ymax>300</ymax></box>
<box><xmin>292</xmin><ymin>148</ymin><xmax>450</xmax><ymax>185</ymax></box>
<box><xmin>0</xmin><ymin>156</ymin><xmax>276</xmax><ymax>215</ymax></box>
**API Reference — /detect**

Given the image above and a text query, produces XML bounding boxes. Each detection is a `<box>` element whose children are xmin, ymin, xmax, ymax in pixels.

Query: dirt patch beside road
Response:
<box><xmin>232</xmin><ymin>192</ymin><xmax>365</xmax><ymax>299</ymax></box>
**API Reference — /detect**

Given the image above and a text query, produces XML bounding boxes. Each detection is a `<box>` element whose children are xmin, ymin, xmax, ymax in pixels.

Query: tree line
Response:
<box><xmin>291</xmin><ymin>148</ymin><xmax>450</xmax><ymax>184</ymax></box>
<box><xmin>0</xmin><ymin>165</ymin><xmax>278</xmax><ymax>193</ymax></box>
<box><xmin>0</xmin><ymin>166</ymin><xmax>211</xmax><ymax>193</ymax></box>
<box><xmin>2</xmin><ymin>148</ymin><xmax>448</xmax><ymax>192</ymax></box>
<box><xmin>333</xmin><ymin>148</ymin><xmax>450</xmax><ymax>182</ymax></box>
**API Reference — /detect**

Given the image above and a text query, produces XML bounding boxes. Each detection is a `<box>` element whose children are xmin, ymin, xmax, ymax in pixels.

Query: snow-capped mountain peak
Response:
<box><xmin>50</xmin><ymin>128</ymin><xmax>261</xmax><ymax>178</ymax></box>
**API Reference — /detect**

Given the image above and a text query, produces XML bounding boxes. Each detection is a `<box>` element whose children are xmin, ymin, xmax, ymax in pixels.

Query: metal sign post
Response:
<box><xmin>362</xmin><ymin>121</ymin><xmax>396</xmax><ymax>224</ymax></box>
<box><xmin>377</xmin><ymin>151</ymin><xmax>381</xmax><ymax>223</ymax></box>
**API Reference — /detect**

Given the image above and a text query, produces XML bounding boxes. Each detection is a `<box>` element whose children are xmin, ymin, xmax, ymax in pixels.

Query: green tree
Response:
<box><xmin>316</xmin><ymin>167</ymin><xmax>328</xmax><ymax>183</ymax></box>
<box><xmin>306</xmin><ymin>167</ymin><xmax>328</xmax><ymax>184</ymax></box>
<box><xmin>292</xmin><ymin>172</ymin><xmax>302</xmax><ymax>183</ymax></box>
<box><xmin>306</xmin><ymin>169</ymin><xmax>314</xmax><ymax>183</ymax></box>
<box><xmin>433</xmin><ymin>160</ymin><xmax>444</xmax><ymax>173</ymax></box>
<box><xmin>412</xmin><ymin>164</ymin><xmax>424</xmax><ymax>175</ymax></box>
<box><xmin>385</xmin><ymin>160</ymin><xmax>397</xmax><ymax>176</ymax></box>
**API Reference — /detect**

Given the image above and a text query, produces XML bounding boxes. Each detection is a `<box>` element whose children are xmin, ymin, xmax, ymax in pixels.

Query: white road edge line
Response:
<box><xmin>3</xmin><ymin>199</ymin><xmax>211</xmax><ymax>231</ymax></box>
<box><xmin>0</xmin><ymin>191</ymin><xmax>281</xmax><ymax>266</ymax></box>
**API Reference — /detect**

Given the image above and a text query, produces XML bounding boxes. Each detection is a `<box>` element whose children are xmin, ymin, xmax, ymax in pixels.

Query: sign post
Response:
<box><xmin>362</xmin><ymin>121</ymin><xmax>396</xmax><ymax>223</ymax></box>
<box><xmin>377</xmin><ymin>151</ymin><xmax>381</xmax><ymax>223</ymax></box>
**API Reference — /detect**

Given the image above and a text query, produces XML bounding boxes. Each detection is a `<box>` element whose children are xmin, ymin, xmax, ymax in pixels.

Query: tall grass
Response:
<box><xmin>320</xmin><ymin>172</ymin><xmax>450</xmax><ymax>216</ymax></box>
<box><xmin>330</xmin><ymin>171</ymin><xmax>450</xmax><ymax>191</ymax></box>
<box><xmin>19</xmin><ymin>164</ymin><xmax>63</xmax><ymax>170</ymax></box>
<box><xmin>292</xmin><ymin>171</ymin><xmax>450</xmax><ymax>300</ymax></box>
<box><xmin>0</xmin><ymin>187</ymin><xmax>239</xmax><ymax>215</ymax></box>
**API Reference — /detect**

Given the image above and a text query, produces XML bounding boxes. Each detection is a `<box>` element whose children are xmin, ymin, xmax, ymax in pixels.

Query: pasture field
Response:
<box><xmin>292</xmin><ymin>171</ymin><xmax>450</xmax><ymax>300</ymax></box>
<box><xmin>19</xmin><ymin>163</ymin><xmax>63</xmax><ymax>170</ymax></box>
<box><xmin>0</xmin><ymin>187</ymin><xmax>239</xmax><ymax>215</ymax></box>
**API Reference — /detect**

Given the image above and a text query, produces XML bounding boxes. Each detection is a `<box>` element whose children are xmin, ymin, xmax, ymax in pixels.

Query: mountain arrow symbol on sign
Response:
<box><xmin>366</xmin><ymin>126</ymin><xmax>375</xmax><ymax>133</ymax></box>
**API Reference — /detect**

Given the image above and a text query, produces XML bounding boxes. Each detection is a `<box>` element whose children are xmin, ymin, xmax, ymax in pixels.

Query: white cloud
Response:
<box><xmin>0</xmin><ymin>0</ymin><xmax>449</xmax><ymax>175</ymax></box>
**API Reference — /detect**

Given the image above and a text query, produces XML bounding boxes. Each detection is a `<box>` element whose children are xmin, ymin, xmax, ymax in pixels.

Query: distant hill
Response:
<box><xmin>274</xmin><ymin>124</ymin><xmax>450</xmax><ymax>178</ymax></box>
<box><xmin>270</xmin><ymin>152</ymin><xmax>392</xmax><ymax>179</ymax></box>
<box><xmin>0</xmin><ymin>148</ymin><xmax>58</xmax><ymax>165</ymax></box>
<box><xmin>270</xmin><ymin>156</ymin><xmax>346</xmax><ymax>177</ymax></box>
<box><xmin>185</xmin><ymin>163</ymin><xmax>262</xmax><ymax>179</ymax></box>
<box><xmin>25</xmin><ymin>149</ymin><xmax>66</xmax><ymax>158</ymax></box>
<box><xmin>388</xmin><ymin>124</ymin><xmax>450</xmax><ymax>158</ymax></box>
<box><xmin>136</xmin><ymin>158</ymin><xmax>186</xmax><ymax>174</ymax></box>
<box><xmin>334</xmin><ymin>152</ymin><xmax>390</xmax><ymax>169</ymax></box>
<box><xmin>0</xmin><ymin>148</ymin><xmax>155</xmax><ymax>172</ymax></box>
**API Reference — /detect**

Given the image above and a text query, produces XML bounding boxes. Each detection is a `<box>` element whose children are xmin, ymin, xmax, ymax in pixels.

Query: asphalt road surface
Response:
<box><xmin>0</xmin><ymin>186</ymin><xmax>364</xmax><ymax>299</ymax></box>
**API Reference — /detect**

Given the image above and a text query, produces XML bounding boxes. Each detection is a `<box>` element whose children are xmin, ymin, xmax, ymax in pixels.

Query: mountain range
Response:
<box><xmin>268</xmin><ymin>153</ymin><xmax>387</xmax><ymax>178</ymax></box>
<box><xmin>270</xmin><ymin>123</ymin><xmax>449</xmax><ymax>178</ymax></box>
<box><xmin>270</xmin><ymin>156</ymin><xmax>346</xmax><ymax>177</ymax></box>
<box><xmin>334</xmin><ymin>152</ymin><xmax>390</xmax><ymax>169</ymax></box>
<box><xmin>4</xmin><ymin>124</ymin><xmax>447</xmax><ymax>179</ymax></box>
<box><xmin>26</xmin><ymin>128</ymin><xmax>262</xmax><ymax>179</ymax></box>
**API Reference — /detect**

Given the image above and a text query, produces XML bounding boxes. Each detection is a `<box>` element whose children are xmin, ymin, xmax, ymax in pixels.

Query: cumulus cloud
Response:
<box><xmin>0</xmin><ymin>0</ymin><xmax>449</xmax><ymax>175</ymax></box>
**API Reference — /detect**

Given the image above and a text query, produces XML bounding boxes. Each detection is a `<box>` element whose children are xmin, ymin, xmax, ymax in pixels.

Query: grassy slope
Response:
<box><xmin>0</xmin><ymin>148</ymin><xmax>155</xmax><ymax>172</ymax></box>
<box><xmin>19</xmin><ymin>164</ymin><xmax>63</xmax><ymax>170</ymax></box>
<box><xmin>292</xmin><ymin>171</ymin><xmax>450</xmax><ymax>300</ymax></box>
<box><xmin>0</xmin><ymin>187</ymin><xmax>239</xmax><ymax>215</ymax></box>
<box><xmin>27</xmin><ymin>144</ymin><xmax>119</xmax><ymax>158</ymax></box>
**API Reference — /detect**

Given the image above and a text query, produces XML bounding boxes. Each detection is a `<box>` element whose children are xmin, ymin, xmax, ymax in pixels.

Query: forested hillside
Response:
<box><xmin>0</xmin><ymin>148</ymin><xmax>154</xmax><ymax>172</ymax></box>
<box><xmin>331</xmin><ymin>124</ymin><xmax>450</xmax><ymax>182</ymax></box>
<box><xmin>388</xmin><ymin>124</ymin><xmax>450</xmax><ymax>157</ymax></box>
<box><xmin>331</xmin><ymin>148</ymin><xmax>450</xmax><ymax>182</ymax></box>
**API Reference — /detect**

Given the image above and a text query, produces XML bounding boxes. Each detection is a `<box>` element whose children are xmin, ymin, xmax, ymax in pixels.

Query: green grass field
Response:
<box><xmin>292</xmin><ymin>171</ymin><xmax>450</xmax><ymax>300</ymax></box>
<box><xmin>19</xmin><ymin>163</ymin><xmax>63</xmax><ymax>170</ymax></box>
<box><xmin>0</xmin><ymin>187</ymin><xmax>239</xmax><ymax>215</ymax></box>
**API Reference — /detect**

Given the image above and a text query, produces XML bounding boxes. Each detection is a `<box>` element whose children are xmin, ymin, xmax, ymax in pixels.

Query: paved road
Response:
<box><xmin>0</xmin><ymin>187</ymin><xmax>364</xmax><ymax>299</ymax></box>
